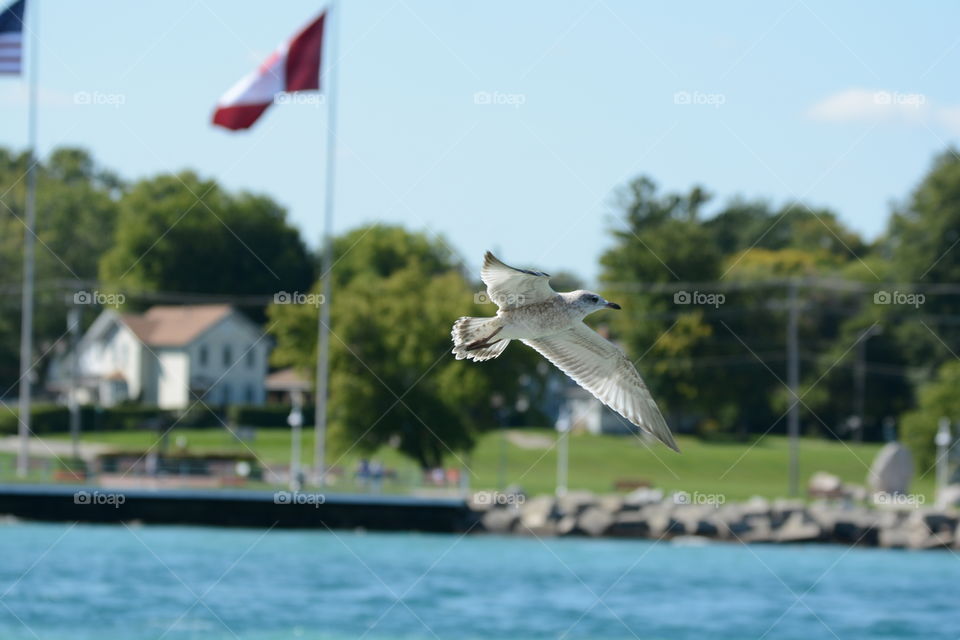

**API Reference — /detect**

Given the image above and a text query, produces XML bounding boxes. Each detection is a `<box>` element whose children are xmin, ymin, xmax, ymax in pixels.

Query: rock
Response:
<box><xmin>738</xmin><ymin>513</ymin><xmax>775</xmax><ymax>543</ymax></box>
<box><xmin>597</xmin><ymin>494</ymin><xmax>625</xmax><ymax>514</ymax></box>
<box><xmin>518</xmin><ymin>495</ymin><xmax>557</xmax><ymax>535</ymax></box>
<box><xmin>905</xmin><ymin>512</ymin><xmax>955</xmax><ymax>549</ymax></box>
<box><xmin>936</xmin><ymin>484</ymin><xmax>960</xmax><ymax>509</ymax></box>
<box><xmin>578</xmin><ymin>506</ymin><xmax>615</xmax><ymax>537</ymax></box>
<box><xmin>775</xmin><ymin>511</ymin><xmax>823</xmax><ymax>543</ymax></box>
<box><xmin>623</xmin><ymin>487</ymin><xmax>664</xmax><ymax>507</ymax></box>
<box><xmin>922</xmin><ymin>511</ymin><xmax>959</xmax><ymax>534</ymax></box>
<box><xmin>878</xmin><ymin>525</ymin><xmax>910</xmax><ymax>549</ymax></box>
<box><xmin>481</xmin><ymin>506</ymin><xmax>519</xmax><ymax>534</ymax></box>
<box><xmin>809</xmin><ymin>471</ymin><xmax>843</xmax><ymax>496</ymax></box>
<box><xmin>556</xmin><ymin>490</ymin><xmax>597</xmax><ymax>517</ymax></box>
<box><xmin>674</xmin><ymin>505</ymin><xmax>721</xmax><ymax>537</ymax></box>
<box><xmin>608</xmin><ymin>511</ymin><xmax>650</xmax><ymax>538</ymax></box>
<box><xmin>867</xmin><ymin>443</ymin><xmax>914</xmax><ymax>495</ymax></box>
<box><xmin>831</xmin><ymin>508</ymin><xmax>880</xmax><ymax>545</ymax></box>
<box><xmin>643</xmin><ymin>503</ymin><xmax>684</xmax><ymax>538</ymax></box>
<box><xmin>556</xmin><ymin>514</ymin><xmax>581</xmax><ymax>536</ymax></box>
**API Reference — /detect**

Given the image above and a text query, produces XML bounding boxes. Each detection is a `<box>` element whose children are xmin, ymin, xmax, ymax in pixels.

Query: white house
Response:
<box><xmin>56</xmin><ymin>304</ymin><xmax>269</xmax><ymax>409</ymax></box>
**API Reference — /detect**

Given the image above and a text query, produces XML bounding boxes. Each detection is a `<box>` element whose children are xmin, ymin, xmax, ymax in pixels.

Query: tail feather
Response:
<box><xmin>452</xmin><ymin>316</ymin><xmax>510</xmax><ymax>361</ymax></box>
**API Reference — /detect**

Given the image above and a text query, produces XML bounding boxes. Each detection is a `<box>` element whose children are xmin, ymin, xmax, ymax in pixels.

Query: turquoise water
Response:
<box><xmin>0</xmin><ymin>522</ymin><xmax>954</xmax><ymax>639</ymax></box>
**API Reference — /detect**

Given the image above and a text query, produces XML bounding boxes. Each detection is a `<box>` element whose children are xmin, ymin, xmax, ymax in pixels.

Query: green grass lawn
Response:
<box><xmin>25</xmin><ymin>427</ymin><xmax>936</xmax><ymax>501</ymax></box>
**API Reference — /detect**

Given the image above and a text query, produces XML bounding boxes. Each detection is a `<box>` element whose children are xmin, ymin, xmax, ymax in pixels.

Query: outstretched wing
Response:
<box><xmin>523</xmin><ymin>324</ymin><xmax>679</xmax><ymax>452</ymax></box>
<box><xmin>481</xmin><ymin>251</ymin><xmax>555</xmax><ymax>310</ymax></box>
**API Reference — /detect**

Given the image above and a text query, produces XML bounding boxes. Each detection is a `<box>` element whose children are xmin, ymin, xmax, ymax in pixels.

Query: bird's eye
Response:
<box><xmin>589</xmin><ymin>295</ymin><xmax>599</xmax><ymax>303</ymax></box>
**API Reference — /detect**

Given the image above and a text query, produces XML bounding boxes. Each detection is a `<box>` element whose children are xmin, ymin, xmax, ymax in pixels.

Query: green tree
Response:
<box><xmin>0</xmin><ymin>147</ymin><xmax>121</xmax><ymax>388</ymax></box>
<box><xmin>599</xmin><ymin>177</ymin><xmax>721</xmax><ymax>429</ymax></box>
<box><xmin>885</xmin><ymin>148</ymin><xmax>960</xmax><ymax>374</ymax></box>
<box><xmin>99</xmin><ymin>171</ymin><xmax>313</xmax><ymax>316</ymax></box>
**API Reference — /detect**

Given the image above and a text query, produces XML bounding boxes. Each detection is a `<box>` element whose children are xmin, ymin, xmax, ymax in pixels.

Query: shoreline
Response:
<box><xmin>1</xmin><ymin>483</ymin><xmax>956</xmax><ymax>551</ymax></box>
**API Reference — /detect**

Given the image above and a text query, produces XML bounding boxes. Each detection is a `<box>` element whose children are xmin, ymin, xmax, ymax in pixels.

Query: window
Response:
<box><xmin>223</xmin><ymin>344</ymin><xmax>232</xmax><ymax>367</ymax></box>
<box><xmin>221</xmin><ymin>384</ymin><xmax>231</xmax><ymax>405</ymax></box>
<box><xmin>246</xmin><ymin>347</ymin><xmax>256</xmax><ymax>369</ymax></box>
<box><xmin>198</xmin><ymin>345</ymin><xmax>208</xmax><ymax>367</ymax></box>
<box><xmin>245</xmin><ymin>384</ymin><xmax>254</xmax><ymax>403</ymax></box>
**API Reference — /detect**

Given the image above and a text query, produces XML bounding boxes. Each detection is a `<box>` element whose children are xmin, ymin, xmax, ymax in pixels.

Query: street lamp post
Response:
<box><xmin>555</xmin><ymin>407</ymin><xmax>570</xmax><ymax>497</ymax></box>
<box><xmin>288</xmin><ymin>392</ymin><xmax>304</xmax><ymax>491</ymax></box>
<box><xmin>935</xmin><ymin>417</ymin><xmax>952</xmax><ymax>500</ymax></box>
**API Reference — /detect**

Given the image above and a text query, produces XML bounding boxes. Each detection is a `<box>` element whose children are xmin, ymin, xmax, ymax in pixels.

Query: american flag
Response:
<box><xmin>0</xmin><ymin>0</ymin><xmax>24</xmax><ymax>75</ymax></box>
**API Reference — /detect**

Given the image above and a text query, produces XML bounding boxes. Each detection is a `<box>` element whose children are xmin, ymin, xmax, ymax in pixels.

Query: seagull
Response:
<box><xmin>452</xmin><ymin>252</ymin><xmax>679</xmax><ymax>452</ymax></box>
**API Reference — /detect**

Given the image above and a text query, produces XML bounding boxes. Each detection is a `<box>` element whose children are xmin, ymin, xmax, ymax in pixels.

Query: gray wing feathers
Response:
<box><xmin>523</xmin><ymin>324</ymin><xmax>679</xmax><ymax>452</ymax></box>
<box><xmin>481</xmin><ymin>252</ymin><xmax>556</xmax><ymax>309</ymax></box>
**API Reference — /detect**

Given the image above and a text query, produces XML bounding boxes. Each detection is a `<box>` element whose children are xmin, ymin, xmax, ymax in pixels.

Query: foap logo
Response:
<box><xmin>873</xmin><ymin>90</ymin><xmax>925</xmax><ymax>108</ymax></box>
<box><xmin>673</xmin><ymin>490</ymin><xmax>725</xmax><ymax>507</ymax></box>
<box><xmin>673</xmin><ymin>290</ymin><xmax>725</xmax><ymax>308</ymax></box>
<box><xmin>74</xmin><ymin>490</ymin><xmax>126</xmax><ymax>508</ymax></box>
<box><xmin>274</xmin><ymin>93</ymin><xmax>324</xmax><ymax>107</ymax></box>
<box><xmin>873</xmin><ymin>290</ymin><xmax>924</xmax><ymax>308</ymax></box>
<box><xmin>872</xmin><ymin>492</ymin><xmax>925</xmax><ymax>508</ymax></box>
<box><xmin>74</xmin><ymin>290</ymin><xmax>125</xmax><ymax>307</ymax></box>
<box><xmin>673</xmin><ymin>90</ymin><xmax>726</xmax><ymax>108</ymax></box>
<box><xmin>474</xmin><ymin>291</ymin><xmax>526</xmax><ymax>307</ymax></box>
<box><xmin>274</xmin><ymin>291</ymin><xmax>325</xmax><ymax>307</ymax></box>
<box><xmin>274</xmin><ymin>491</ymin><xmax>326</xmax><ymax>508</ymax></box>
<box><xmin>74</xmin><ymin>90</ymin><xmax>126</xmax><ymax>108</ymax></box>
<box><xmin>473</xmin><ymin>90</ymin><xmax>526</xmax><ymax>108</ymax></box>
<box><xmin>473</xmin><ymin>491</ymin><xmax>526</xmax><ymax>507</ymax></box>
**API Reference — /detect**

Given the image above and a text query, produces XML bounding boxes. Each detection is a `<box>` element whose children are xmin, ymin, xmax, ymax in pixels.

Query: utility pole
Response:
<box><xmin>936</xmin><ymin>418</ymin><xmax>951</xmax><ymax>501</ymax></box>
<box><xmin>853</xmin><ymin>325</ymin><xmax>882</xmax><ymax>442</ymax></box>
<box><xmin>288</xmin><ymin>391</ymin><xmax>304</xmax><ymax>491</ymax></box>
<box><xmin>67</xmin><ymin>304</ymin><xmax>81</xmax><ymax>460</ymax></box>
<box><xmin>786</xmin><ymin>280</ymin><xmax>800</xmax><ymax>497</ymax></box>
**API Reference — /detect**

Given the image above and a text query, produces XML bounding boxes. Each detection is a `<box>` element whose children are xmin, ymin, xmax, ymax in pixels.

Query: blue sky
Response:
<box><xmin>2</xmin><ymin>0</ymin><xmax>959</xmax><ymax>284</ymax></box>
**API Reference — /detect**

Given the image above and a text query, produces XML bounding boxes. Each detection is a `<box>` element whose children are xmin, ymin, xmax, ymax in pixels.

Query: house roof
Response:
<box><xmin>119</xmin><ymin>304</ymin><xmax>234</xmax><ymax>347</ymax></box>
<box><xmin>265</xmin><ymin>367</ymin><xmax>311</xmax><ymax>392</ymax></box>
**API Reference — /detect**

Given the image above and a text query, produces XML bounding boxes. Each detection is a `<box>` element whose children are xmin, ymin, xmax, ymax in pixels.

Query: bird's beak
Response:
<box><xmin>605</xmin><ymin>301</ymin><xmax>621</xmax><ymax>310</ymax></box>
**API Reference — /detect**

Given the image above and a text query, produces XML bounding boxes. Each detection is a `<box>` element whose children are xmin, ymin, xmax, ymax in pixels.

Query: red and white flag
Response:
<box><xmin>212</xmin><ymin>12</ymin><xmax>325</xmax><ymax>131</ymax></box>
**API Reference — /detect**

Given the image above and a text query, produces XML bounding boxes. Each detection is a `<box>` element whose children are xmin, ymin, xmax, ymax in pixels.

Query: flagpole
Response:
<box><xmin>16</xmin><ymin>0</ymin><xmax>38</xmax><ymax>478</ymax></box>
<box><xmin>313</xmin><ymin>0</ymin><xmax>340</xmax><ymax>486</ymax></box>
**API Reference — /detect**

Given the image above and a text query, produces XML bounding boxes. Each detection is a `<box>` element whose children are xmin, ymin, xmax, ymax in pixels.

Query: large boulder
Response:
<box><xmin>673</xmin><ymin>505</ymin><xmax>721</xmax><ymax>538</ymax></box>
<box><xmin>556</xmin><ymin>490</ymin><xmax>597</xmax><ymax>517</ymax></box>
<box><xmin>623</xmin><ymin>487</ymin><xmax>664</xmax><ymax>508</ymax></box>
<box><xmin>831</xmin><ymin>508</ymin><xmax>880</xmax><ymax>545</ymax></box>
<box><xmin>643</xmin><ymin>503</ymin><xmax>684</xmax><ymax>538</ymax></box>
<box><xmin>578</xmin><ymin>506</ymin><xmax>615</xmax><ymax>537</ymax></box>
<box><xmin>481</xmin><ymin>506</ymin><xmax>519</xmax><ymax>534</ymax></box>
<box><xmin>518</xmin><ymin>495</ymin><xmax>557</xmax><ymax>535</ymax></box>
<box><xmin>867</xmin><ymin>443</ymin><xmax>914</xmax><ymax>495</ymax></box>
<box><xmin>775</xmin><ymin>511</ymin><xmax>824</xmax><ymax>543</ymax></box>
<box><xmin>597</xmin><ymin>494</ymin><xmax>625</xmax><ymax>514</ymax></box>
<box><xmin>904</xmin><ymin>510</ymin><xmax>956</xmax><ymax>549</ymax></box>
<box><xmin>608</xmin><ymin>511</ymin><xmax>651</xmax><ymax>538</ymax></box>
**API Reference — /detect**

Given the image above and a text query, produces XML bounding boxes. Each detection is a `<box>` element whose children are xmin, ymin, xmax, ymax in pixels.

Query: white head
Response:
<box><xmin>565</xmin><ymin>290</ymin><xmax>621</xmax><ymax>317</ymax></box>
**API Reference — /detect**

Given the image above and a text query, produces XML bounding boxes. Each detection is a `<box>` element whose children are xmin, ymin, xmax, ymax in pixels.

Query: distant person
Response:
<box><xmin>355</xmin><ymin>458</ymin><xmax>370</xmax><ymax>488</ymax></box>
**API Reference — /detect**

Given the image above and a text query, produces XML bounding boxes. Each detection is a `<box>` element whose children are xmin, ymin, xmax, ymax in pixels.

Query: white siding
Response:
<box><xmin>157</xmin><ymin>351</ymin><xmax>189</xmax><ymax>408</ymax></box>
<box><xmin>188</xmin><ymin>314</ymin><xmax>267</xmax><ymax>406</ymax></box>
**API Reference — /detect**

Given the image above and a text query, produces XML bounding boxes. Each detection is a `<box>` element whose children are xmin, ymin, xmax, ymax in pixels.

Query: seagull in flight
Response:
<box><xmin>452</xmin><ymin>252</ymin><xmax>679</xmax><ymax>452</ymax></box>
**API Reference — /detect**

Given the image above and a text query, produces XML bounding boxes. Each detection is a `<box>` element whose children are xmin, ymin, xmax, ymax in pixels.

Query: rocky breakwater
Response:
<box><xmin>469</xmin><ymin>489</ymin><xmax>959</xmax><ymax>550</ymax></box>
